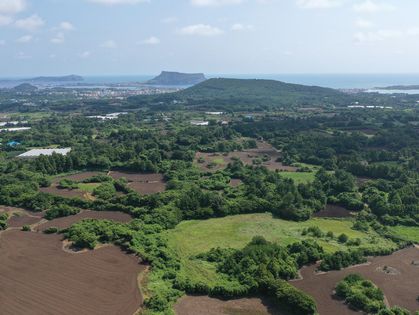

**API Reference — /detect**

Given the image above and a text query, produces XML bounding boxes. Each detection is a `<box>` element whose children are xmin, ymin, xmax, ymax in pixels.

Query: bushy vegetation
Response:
<box><xmin>45</xmin><ymin>204</ymin><xmax>80</xmax><ymax>220</ymax></box>
<box><xmin>336</xmin><ymin>274</ymin><xmax>413</xmax><ymax>315</ymax></box>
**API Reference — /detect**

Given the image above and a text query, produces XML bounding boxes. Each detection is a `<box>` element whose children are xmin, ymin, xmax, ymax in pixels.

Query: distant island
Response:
<box><xmin>28</xmin><ymin>75</ymin><xmax>84</xmax><ymax>83</ymax></box>
<box><xmin>12</xmin><ymin>83</ymin><xmax>38</xmax><ymax>92</ymax></box>
<box><xmin>375</xmin><ymin>85</ymin><xmax>419</xmax><ymax>90</ymax></box>
<box><xmin>147</xmin><ymin>71</ymin><xmax>206</xmax><ymax>86</ymax></box>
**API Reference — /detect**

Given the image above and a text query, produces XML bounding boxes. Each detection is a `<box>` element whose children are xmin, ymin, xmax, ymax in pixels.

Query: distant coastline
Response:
<box><xmin>2</xmin><ymin>73</ymin><xmax>419</xmax><ymax>90</ymax></box>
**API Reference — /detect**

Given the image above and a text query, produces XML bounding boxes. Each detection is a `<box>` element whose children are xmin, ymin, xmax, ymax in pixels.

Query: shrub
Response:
<box><xmin>45</xmin><ymin>204</ymin><xmax>80</xmax><ymax>220</ymax></box>
<box><xmin>58</xmin><ymin>179</ymin><xmax>78</xmax><ymax>190</ymax></box>
<box><xmin>335</xmin><ymin>274</ymin><xmax>386</xmax><ymax>314</ymax></box>
<box><xmin>338</xmin><ymin>233</ymin><xmax>349</xmax><ymax>243</ymax></box>
<box><xmin>22</xmin><ymin>225</ymin><xmax>31</xmax><ymax>231</ymax></box>
<box><xmin>43</xmin><ymin>227</ymin><xmax>59</xmax><ymax>234</ymax></box>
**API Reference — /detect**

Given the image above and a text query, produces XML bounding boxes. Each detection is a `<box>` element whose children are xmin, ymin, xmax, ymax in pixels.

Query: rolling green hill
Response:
<box><xmin>130</xmin><ymin>78</ymin><xmax>352</xmax><ymax>111</ymax></box>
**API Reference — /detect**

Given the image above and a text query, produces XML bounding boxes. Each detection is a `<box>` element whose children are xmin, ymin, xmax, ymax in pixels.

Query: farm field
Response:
<box><xmin>165</xmin><ymin>213</ymin><xmax>397</xmax><ymax>292</ymax></box>
<box><xmin>388</xmin><ymin>225</ymin><xmax>419</xmax><ymax>243</ymax></box>
<box><xmin>39</xmin><ymin>171</ymin><xmax>105</xmax><ymax>199</ymax></box>
<box><xmin>313</xmin><ymin>204</ymin><xmax>353</xmax><ymax>218</ymax></box>
<box><xmin>195</xmin><ymin>142</ymin><xmax>297</xmax><ymax>173</ymax></box>
<box><xmin>174</xmin><ymin>295</ymin><xmax>287</xmax><ymax>315</ymax></box>
<box><xmin>0</xmin><ymin>206</ymin><xmax>44</xmax><ymax>228</ymax></box>
<box><xmin>108</xmin><ymin>171</ymin><xmax>166</xmax><ymax>195</ymax></box>
<box><xmin>167</xmin><ymin>213</ymin><xmax>395</xmax><ymax>256</ymax></box>
<box><xmin>36</xmin><ymin>210</ymin><xmax>132</xmax><ymax>232</ymax></box>
<box><xmin>0</xmin><ymin>230</ymin><xmax>144</xmax><ymax>315</ymax></box>
<box><xmin>292</xmin><ymin>246</ymin><xmax>419</xmax><ymax>315</ymax></box>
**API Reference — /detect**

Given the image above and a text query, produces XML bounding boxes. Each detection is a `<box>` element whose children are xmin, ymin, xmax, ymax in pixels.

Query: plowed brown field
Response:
<box><xmin>292</xmin><ymin>247</ymin><xmax>419</xmax><ymax>315</ymax></box>
<box><xmin>36</xmin><ymin>210</ymin><xmax>132</xmax><ymax>231</ymax></box>
<box><xmin>0</xmin><ymin>230</ymin><xmax>144</xmax><ymax>315</ymax></box>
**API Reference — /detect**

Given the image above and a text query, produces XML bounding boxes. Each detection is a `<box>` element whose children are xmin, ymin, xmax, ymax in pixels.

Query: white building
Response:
<box><xmin>0</xmin><ymin>127</ymin><xmax>31</xmax><ymax>132</ymax></box>
<box><xmin>191</xmin><ymin>120</ymin><xmax>209</xmax><ymax>126</ymax></box>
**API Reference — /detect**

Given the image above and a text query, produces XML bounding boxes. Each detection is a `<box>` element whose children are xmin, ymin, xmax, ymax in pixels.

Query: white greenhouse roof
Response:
<box><xmin>18</xmin><ymin>148</ymin><xmax>72</xmax><ymax>158</ymax></box>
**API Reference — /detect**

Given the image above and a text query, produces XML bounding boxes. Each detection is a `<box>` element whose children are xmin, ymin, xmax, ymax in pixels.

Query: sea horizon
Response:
<box><xmin>2</xmin><ymin>73</ymin><xmax>419</xmax><ymax>90</ymax></box>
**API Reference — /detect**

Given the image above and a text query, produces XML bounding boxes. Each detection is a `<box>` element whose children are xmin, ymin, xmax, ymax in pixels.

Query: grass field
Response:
<box><xmin>389</xmin><ymin>225</ymin><xmax>419</xmax><ymax>243</ymax></box>
<box><xmin>278</xmin><ymin>171</ymin><xmax>315</xmax><ymax>184</ymax></box>
<box><xmin>165</xmin><ymin>213</ymin><xmax>397</xmax><ymax>289</ymax></box>
<box><xmin>77</xmin><ymin>183</ymin><xmax>100</xmax><ymax>193</ymax></box>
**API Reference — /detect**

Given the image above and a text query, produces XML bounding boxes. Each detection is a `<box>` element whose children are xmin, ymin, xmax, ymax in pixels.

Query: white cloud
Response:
<box><xmin>15</xmin><ymin>14</ymin><xmax>45</xmax><ymax>31</ymax></box>
<box><xmin>0</xmin><ymin>0</ymin><xmax>26</xmax><ymax>14</ymax></box>
<box><xmin>59</xmin><ymin>21</ymin><xmax>74</xmax><ymax>31</ymax></box>
<box><xmin>0</xmin><ymin>14</ymin><xmax>13</xmax><ymax>26</ymax></box>
<box><xmin>16</xmin><ymin>51</ymin><xmax>31</xmax><ymax>59</ymax></box>
<box><xmin>51</xmin><ymin>32</ymin><xmax>65</xmax><ymax>44</ymax></box>
<box><xmin>353</xmin><ymin>1</ymin><xmax>395</xmax><ymax>13</ymax></box>
<box><xmin>140</xmin><ymin>36</ymin><xmax>160</xmax><ymax>45</ymax></box>
<box><xmin>231</xmin><ymin>23</ymin><xmax>254</xmax><ymax>31</ymax></box>
<box><xmin>87</xmin><ymin>0</ymin><xmax>148</xmax><ymax>5</ymax></box>
<box><xmin>161</xmin><ymin>17</ymin><xmax>178</xmax><ymax>24</ymax></box>
<box><xmin>407</xmin><ymin>28</ymin><xmax>419</xmax><ymax>36</ymax></box>
<box><xmin>296</xmin><ymin>0</ymin><xmax>342</xmax><ymax>9</ymax></box>
<box><xmin>355</xmin><ymin>18</ymin><xmax>374</xmax><ymax>29</ymax></box>
<box><xmin>16</xmin><ymin>34</ymin><xmax>32</xmax><ymax>43</ymax></box>
<box><xmin>178</xmin><ymin>24</ymin><xmax>223</xmax><ymax>36</ymax></box>
<box><xmin>354</xmin><ymin>29</ymin><xmax>402</xmax><ymax>43</ymax></box>
<box><xmin>79</xmin><ymin>51</ymin><xmax>91</xmax><ymax>58</ymax></box>
<box><xmin>101</xmin><ymin>39</ymin><xmax>117</xmax><ymax>48</ymax></box>
<box><xmin>191</xmin><ymin>0</ymin><xmax>242</xmax><ymax>6</ymax></box>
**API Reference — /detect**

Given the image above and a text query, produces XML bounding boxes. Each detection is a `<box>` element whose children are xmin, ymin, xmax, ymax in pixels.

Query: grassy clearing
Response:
<box><xmin>164</xmin><ymin>213</ymin><xmax>397</xmax><ymax>288</ymax></box>
<box><xmin>77</xmin><ymin>183</ymin><xmax>100</xmax><ymax>193</ymax></box>
<box><xmin>278</xmin><ymin>171</ymin><xmax>315</xmax><ymax>184</ymax></box>
<box><xmin>388</xmin><ymin>225</ymin><xmax>419</xmax><ymax>243</ymax></box>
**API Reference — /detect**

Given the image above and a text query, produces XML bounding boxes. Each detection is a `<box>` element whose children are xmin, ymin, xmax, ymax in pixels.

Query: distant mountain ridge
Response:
<box><xmin>147</xmin><ymin>71</ymin><xmax>206</xmax><ymax>86</ymax></box>
<box><xmin>12</xmin><ymin>83</ymin><xmax>38</xmax><ymax>92</ymax></box>
<box><xmin>130</xmin><ymin>77</ymin><xmax>352</xmax><ymax>111</ymax></box>
<box><xmin>28</xmin><ymin>75</ymin><xmax>84</xmax><ymax>83</ymax></box>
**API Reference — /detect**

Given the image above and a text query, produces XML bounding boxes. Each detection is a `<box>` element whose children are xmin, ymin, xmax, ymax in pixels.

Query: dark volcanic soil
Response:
<box><xmin>0</xmin><ymin>207</ymin><xmax>44</xmax><ymax>228</ymax></box>
<box><xmin>0</xmin><ymin>230</ymin><xmax>144</xmax><ymax>315</ymax></box>
<box><xmin>108</xmin><ymin>171</ymin><xmax>166</xmax><ymax>195</ymax></box>
<box><xmin>36</xmin><ymin>210</ymin><xmax>132</xmax><ymax>231</ymax></box>
<box><xmin>292</xmin><ymin>247</ymin><xmax>419</xmax><ymax>315</ymax></box>
<box><xmin>314</xmin><ymin>204</ymin><xmax>353</xmax><ymax>218</ymax></box>
<box><xmin>195</xmin><ymin>142</ymin><xmax>297</xmax><ymax>173</ymax></box>
<box><xmin>174</xmin><ymin>296</ymin><xmax>288</xmax><ymax>315</ymax></box>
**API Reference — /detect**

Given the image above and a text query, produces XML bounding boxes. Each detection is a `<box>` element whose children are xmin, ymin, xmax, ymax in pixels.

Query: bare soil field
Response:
<box><xmin>0</xmin><ymin>230</ymin><xmax>144</xmax><ymax>315</ymax></box>
<box><xmin>36</xmin><ymin>210</ymin><xmax>132</xmax><ymax>231</ymax></box>
<box><xmin>55</xmin><ymin>171</ymin><xmax>104</xmax><ymax>182</ymax></box>
<box><xmin>0</xmin><ymin>206</ymin><xmax>44</xmax><ymax>228</ymax></box>
<box><xmin>40</xmin><ymin>185</ymin><xmax>89</xmax><ymax>199</ymax></box>
<box><xmin>195</xmin><ymin>142</ymin><xmax>297</xmax><ymax>173</ymax></box>
<box><xmin>313</xmin><ymin>204</ymin><xmax>353</xmax><ymax>218</ymax></box>
<box><xmin>108</xmin><ymin>171</ymin><xmax>166</xmax><ymax>195</ymax></box>
<box><xmin>174</xmin><ymin>296</ymin><xmax>288</xmax><ymax>315</ymax></box>
<box><xmin>39</xmin><ymin>172</ymin><xmax>105</xmax><ymax>199</ymax></box>
<box><xmin>230</xmin><ymin>178</ymin><xmax>243</xmax><ymax>187</ymax></box>
<box><xmin>292</xmin><ymin>247</ymin><xmax>419</xmax><ymax>315</ymax></box>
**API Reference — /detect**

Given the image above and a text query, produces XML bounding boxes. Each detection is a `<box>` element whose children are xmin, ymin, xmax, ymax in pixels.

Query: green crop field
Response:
<box><xmin>165</xmin><ymin>213</ymin><xmax>397</xmax><ymax>288</ymax></box>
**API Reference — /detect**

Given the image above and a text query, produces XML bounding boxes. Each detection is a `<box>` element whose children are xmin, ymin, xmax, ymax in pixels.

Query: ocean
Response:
<box><xmin>2</xmin><ymin>74</ymin><xmax>419</xmax><ymax>91</ymax></box>
<box><xmin>82</xmin><ymin>74</ymin><xmax>419</xmax><ymax>90</ymax></box>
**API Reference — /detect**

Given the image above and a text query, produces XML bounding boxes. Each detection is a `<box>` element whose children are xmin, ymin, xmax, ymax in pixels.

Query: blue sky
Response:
<box><xmin>1</xmin><ymin>0</ymin><xmax>419</xmax><ymax>76</ymax></box>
